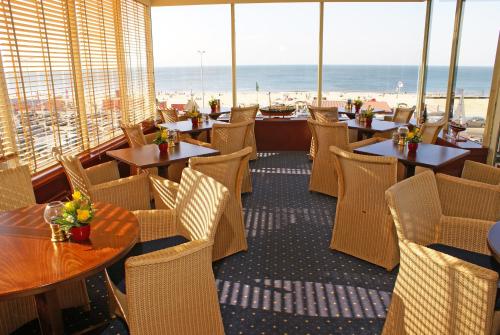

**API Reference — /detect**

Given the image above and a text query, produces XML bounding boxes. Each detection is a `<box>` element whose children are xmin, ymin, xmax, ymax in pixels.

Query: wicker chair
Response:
<box><xmin>383</xmin><ymin>170</ymin><xmax>499</xmax><ymax>335</ymax></box>
<box><xmin>184</xmin><ymin>120</ymin><xmax>254</xmax><ymax>194</ymax></box>
<box><xmin>0</xmin><ymin>166</ymin><xmax>90</xmax><ymax>335</ymax></box>
<box><xmin>307</xmin><ymin>105</ymin><xmax>339</xmax><ymax>159</ymax></box>
<box><xmin>230</xmin><ymin>105</ymin><xmax>258</xmax><ymax>160</ymax></box>
<box><xmin>329</xmin><ymin>146</ymin><xmax>399</xmax><ymax>270</ymax></box>
<box><xmin>307</xmin><ymin>118</ymin><xmax>383</xmax><ymax>197</ymax></box>
<box><xmin>189</xmin><ymin>147</ymin><xmax>252</xmax><ymax>261</ymax></box>
<box><xmin>105</xmin><ymin>168</ymin><xmax>229</xmax><ymax>335</ymax></box>
<box><xmin>121</xmin><ymin>123</ymin><xmax>184</xmax><ymax>182</ymax></box>
<box><xmin>53</xmin><ymin>148</ymin><xmax>151</xmax><ymax>211</ymax></box>
<box><xmin>384</xmin><ymin>106</ymin><xmax>415</xmax><ymax>123</ymax></box>
<box><xmin>420</xmin><ymin>118</ymin><xmax>445</xmax><ymax>144</ymax></box>
<box><xmin>159</xmin><ymin>108</ymin><xmax>179</xmax><ymax>122</ymax></box>
<box><xmin>462</xmin><ymin>160</ymin><xmax>500</xmax><ymax>186</ymax></box>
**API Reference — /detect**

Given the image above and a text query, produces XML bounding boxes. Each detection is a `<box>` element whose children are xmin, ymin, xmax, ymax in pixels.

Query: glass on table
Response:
<box><xmin>44</xmin><ymin>201</ymin><xmax>67</xmax><ymax>242</ymax></box>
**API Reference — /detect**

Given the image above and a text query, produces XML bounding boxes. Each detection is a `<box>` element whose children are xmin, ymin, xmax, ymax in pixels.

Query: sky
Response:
<box><xmin>151</xmin><ymin>1</ymin><xmax>500</xmax><ymax>67</ymax></box>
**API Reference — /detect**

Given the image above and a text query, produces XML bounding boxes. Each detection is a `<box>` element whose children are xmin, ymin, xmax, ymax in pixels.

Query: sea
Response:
<box><xmin>155</xmin><ymin>65</ymin><xmax>493</xmax><ymax>96</ymax></box>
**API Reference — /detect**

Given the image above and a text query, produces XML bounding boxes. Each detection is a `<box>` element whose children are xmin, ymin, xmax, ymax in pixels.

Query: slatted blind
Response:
<box><xmin>0</xmin><ymin>0</ymin><xmax>154</xmax><ymax>173</ymax></box>
<box><xmin>121</xmin><ymin>0</ymin><xmax>155</xmax><ymax>124</ymax></box>
<box><xmin>0</xmin><ymin>0</ymin><xmax>84</xmax><ymax>172</ymax></box>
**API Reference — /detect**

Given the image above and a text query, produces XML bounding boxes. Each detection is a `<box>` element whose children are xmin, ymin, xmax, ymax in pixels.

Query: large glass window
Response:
<box><xmin>235</xmin><ymin>3</ymin><xmax>318</xmax><ymax>112</ymax></box>
<box><xmin>451</xmin><ymin>0</ymin><xmax>500</xmax><ymax>143</ymax></box>
<box><xmin>323</xmin><ymin>3</ymin><xmax>425</xmax><ymax>112</ymax></box>
<box><xmin>151</xmin><ymin>5</ymin><xmax>231</xmax><ymax>110</ymax></box>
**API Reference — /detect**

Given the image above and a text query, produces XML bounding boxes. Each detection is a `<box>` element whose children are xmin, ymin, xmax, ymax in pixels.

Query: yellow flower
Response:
<box><xmin>161</xmin><ymin>130</ymin><xmax>168</xmax><ymax>140</ymax></box>
<box><xmin>407</xmin><ymin>132</ymin><xmax>415</xmax><ymax>140</ymax></box>
<box><xmin>64</xmin><ymin>201</ymin><xmax>75</xmax><ymax>212</ymax></box>
<box><xmin>72</xmin><ymin>191</ymin><xmax>82</xmax><ymax>201</ymax></box>
<box><xmin>77</xmin><ymin>209</ymin><xmax>90</xmax><ymax>222</ymax></box>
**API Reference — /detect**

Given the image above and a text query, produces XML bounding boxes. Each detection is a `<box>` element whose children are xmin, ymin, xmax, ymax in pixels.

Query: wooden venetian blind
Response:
<box><xmin>0</xmin><ymin>55</ymin><xmax>17</xmax><ymax>161</ymax></box>
<box><xmin>120</xmin><ymin>0</ymin><xmax>155</xmax><ymax>124</ymax></box>
<box><xmin>0</xmin><ymin>0</ymin><xmax>84</xmax><ymax>172</ymax></box>
<box><xmin>75</xmin><ymin>0</ymin><xmax>121</xmax><ymax>148</ymax></box>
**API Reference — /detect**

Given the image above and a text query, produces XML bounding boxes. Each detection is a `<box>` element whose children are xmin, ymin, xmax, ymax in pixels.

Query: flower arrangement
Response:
<box><xmin>208</xmin><ymin>97</ymin><xmax>217</xmax><ymax>108</ymax></box>
<box><xmin>361</xmin><ymin>106</ymin><xmax>375</xmax><ymax>119</ymax></box>
<box><xmin>406</xmin><ymin>128</ymin><xmax>422</xmax><ymax>143</ymax></box>
<box><xmin>152</xmin><ymin>127</ymin><xmax>168</xmax><ymax>145</ymax></box>
<box><xmin>55</xmin><ymin>191</ymin><xmax>94</xmax><ymax>241</ymax></box>
<box><xmin>353</xmin><ymin>98</ymin><xmax>363</xmax><ymax>108</ymax></box>
<box><xmin>185</xmin><ymin>106</ymin><xmax>200</xmax><ymax>119</ymax></box>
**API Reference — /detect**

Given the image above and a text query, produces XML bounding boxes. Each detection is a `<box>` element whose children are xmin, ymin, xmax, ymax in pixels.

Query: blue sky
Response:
<box><xmin>151</xmin><ymin>1</ymin><xmax>499</xmax><ymax>67</ymax></box>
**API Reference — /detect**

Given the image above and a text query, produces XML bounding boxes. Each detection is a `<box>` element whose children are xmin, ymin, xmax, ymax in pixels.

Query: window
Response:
<box><xmin>0</xmin><ymin>0</ymin><xmax>154</xmax><ymax>173</ymax></box>
<box><xmin>152</xmin><ymin>5</ymin><xmax>231</xmax><ymax>111</ymax></box>
<box><xmin>451</xmin><ymin>0</ymin><xmax>500</xmax><ymax>143</ymax></box>
<box><xmin>323</xmin><ymin>3</ymin><xmax>425</xmax><ymax>111</ymax></box>
<box><xmin>235</xmin><ymin>3</ymin><xmax>319</xmax><ymax>110</ymax></box>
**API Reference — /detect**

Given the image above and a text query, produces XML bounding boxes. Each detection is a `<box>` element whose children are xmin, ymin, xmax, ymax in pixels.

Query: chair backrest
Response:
<box><xmin>308</xmin><ymin>105</ymin><xmax>339</xmax><ymax>123</ymax></box>
<box><xmin>121</xmin><ymin>123</ymin><xmax>147</xmax><ymax>148</ymax></box>
<box><xmin>0</xmin><ymin>165</ymin><xmax>36</xmax><ymax>211</ymax></box>
<box><xmin>420</xmin><ymin>118</ymin><xmax>445</xmax><ymax>144</ymax></box>
<box><xmin>159</xmin><ymin>108</ymin><xmax>179</xmax><ymax>123</ymax></box>
<box><xmin>308</xmin><ymin>118</ymin><xmax>351</xmax><ymax>157</ymax></box>
<box><xmin>462</xmin><ymin>160</ymin><xmax>500</xmax><ymax>186</ymax></box>
<box><xmin>393</xmin><ymin>106</ymin><xmax>415</xmax><ymax>124</ymax></box>
<box><xmin>189</xmin><ymin>147</ymin><xmax>252</xmax><ymax>196</ymax></box>
<box><xmin>230</xmin><ymin>105</ymin><xmax>258</xmax><ymax>123</ymax></box>
<box><xmin>52</xmin><ymin>148</ymin><xmax>92</xmax><ymax>197</ymax></box>
<box><xmin>385</xmin><ymin>170</ymin><xmax>442</xmax><ymax>246</ymax></box>
<box><xmin>211</xmin><ymin>120</ymin><xmax>253</xmax><ymax>155</ymax></box>
<box><xmin>175</xmin><ymin>167</ymin><xmax>229</xmax><ymax>242</ymax></box>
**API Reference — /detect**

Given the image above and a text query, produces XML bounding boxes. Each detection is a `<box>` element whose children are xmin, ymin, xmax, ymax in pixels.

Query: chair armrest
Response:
<box><xmin>89</xmin><ymin>174</ymin><xmax>151</xmax><ymax>211</ymax></box>
<box><xmin>182</xmin><ymin>138</ymin><xmax>214</xmax><ymax>149</ymax></box>
<box><xmin>387</xmin><ymin>241</ymin><xmax>498</xmax><ymax>334</ymax></box>
<box><xmin>144</xmin><ymin>133</ymin><xmax>157</xmax><ymax>145</ymax></box>
<box><xmin>132</xmin><ymin>209</ymin><xmax>178</xmax><ymax>242</ymax></box>
<box><xmin>438</xmin><ymin>216</ymin><xmax>494</xmax><ymax>255</ymax></box>
<box><xmin>462</xmin><ymin>160</ymin><xmax>500</xmax><ymax>185</ymax></box>
<box><xmin>85</xmin><ymin>161</ymin><xmax>120</xmax><ymax>185</ymax></box>
<box><xmin>349</xmin><ymin>137</ymin><xmax>385</xmax><ymax>150</ymax></box>
<box><xmin>436</xmin><ymin>173</ymin><xmax>500</xmax><ymax>221</ymax></box>
<box><xmin>149</xmin><ymin>175</ymin><xmax>179</xmax><ymax>209</ymax></box>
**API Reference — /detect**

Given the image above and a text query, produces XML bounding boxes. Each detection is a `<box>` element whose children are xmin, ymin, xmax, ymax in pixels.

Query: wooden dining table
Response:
<box><xmin>353</xmin><ymin>139</ymin><xmax>471</xmax><ymax>178</ymax></box>
<box><xmin>344</xmin><ymin>119</ymin><xmax>406</xmax><ymax>141</ymax></box>
<box><xmin>0</xmin><ymin>203</ymin><xmax>139</xmax><ymax>335</ymax></box>
<box><xmin>106</xmin><ymin>141</ymin><xmax>220</xmax><ymax>178</ymax></box>
<box><xmin>159</xmin><ymin>119</ymin><xmax>226</xmax><ymax>141</ymax></box>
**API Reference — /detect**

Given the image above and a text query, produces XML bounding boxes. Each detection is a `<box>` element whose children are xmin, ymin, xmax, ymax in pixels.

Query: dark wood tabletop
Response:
<box><xmin>353</xmin><ymin>139</ymin><xmax>470</xmax><ymax>178</ymax></box>
<box><xmin>0</xmin><ymin>203</ymin><xmax>139</xmax><ymax>334</ymax></box>
<box><xmin>344</xmin><ymin>119</ymin><xmax>405</xmax><ymax>133</ymax></box>
<box><xmin>107</xmin><ymin>142</ymin><xmax>220</xmax><ymax>169</ymax></box>
<box><xmin>488</xmin><ymin>221</ymin><xmax>500</xmax><ymax>263</ymax></box>
<box><xmin>159</xmin><ymin>119</ymin><xmax>225</xmax><ymax>134</ymax></box>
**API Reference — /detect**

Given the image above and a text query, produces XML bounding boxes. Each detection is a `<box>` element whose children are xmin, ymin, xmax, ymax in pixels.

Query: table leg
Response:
<box><xmin>405</xmin><ymin>165</ymin><xmax>416</xmax><ymax>178</ymax></box>
<box><xmin>35</xmin><ymin>289</ymin><xmax>64</xmax><ymax>335</ymax></box>
<box><xmin>157</xmin><ymin>165</ymin><xmax>169</xmax><ymax>178</ymax></box>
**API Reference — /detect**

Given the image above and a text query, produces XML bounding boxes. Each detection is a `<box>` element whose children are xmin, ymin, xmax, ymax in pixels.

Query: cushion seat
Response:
<box><xmin>428</xmin><ymin>243</ymin><xmax>500</xmax><ymax>310</ymax></box>
<box><xmin>107</xmin><ymin>236</ymin><xmax>189</xmax><ymax>293</ymax></box>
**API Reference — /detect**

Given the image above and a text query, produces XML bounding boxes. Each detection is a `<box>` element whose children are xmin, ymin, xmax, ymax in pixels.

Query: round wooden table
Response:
<box><xmin>487</xmin><ymin>221</ymin><xmax>500</xmax><ymax>263</ymax></box>
<box><xmin>0</xmin><ymin>202</ymin><xmax>139</xmax><ymax>335</ymax></box>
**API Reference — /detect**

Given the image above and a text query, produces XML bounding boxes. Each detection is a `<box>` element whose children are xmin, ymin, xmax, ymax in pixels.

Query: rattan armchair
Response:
<box><xmin>184</xmin><ymin>120</ymin><xmax>254</xmax><ymax>193</ymax></box>
<box><xmin>307</xmin><ymin>118</ymin><xmax>384</xmax><ymax>197</ymax></box>
<box><xmin>159</xmin><ymin>108</ymin><xmax>179</xmax><ymax>122</ymax></box>
<box><xmin>462</xmin><ymin>160</ymin><xmax>500</xmax><ymax>186</ymax></box>
<box><xmin>307</xmin><ymin>105</ymin><xmax>339</xmax><ymax>159</ymax></box>
<box><xmin>420</xmin><ymin>118</ymin><xmax>445</xmax><ymax>144</ymax></box>
<box><xmin>383</xmin><ymin>170</ymin><xmax>499</xmax><ymax>335</ymax></box>
<box><xmin>230</xmin><ymin>105</ymin><xmax>258</xmax><ymax>160</ymax></box>
<box><xmin>329</xmin><ymin>146</ymin><xmax>399</xmax><ymax>270</ymax></box>
<box><xmin>53</xmin><ymin>148</ymin><xmax>151</xmax><ymax>211</ymax></box>
<box><xmin>0</xmin><ymin>166</ymin><xmax>90</xmax><ymax>335</ymax></box>
<box><xmin>189</xmin><ymin>147</ymin><xmax>252</xmax><ymax>261</ymax></box>
<box><xmin>383</xmin><ymin>106</ymin><xmax>415</xmax><ymax>123</ymax></box>
<box><xmin>105</xmin><ymin>168</ymin><xmax>229</xmax><ymax>335</ymax></box>
<box><xmin>121</xmin><ymin>123</ymin><xmax>184</xmax><ymax>182</ymax></box>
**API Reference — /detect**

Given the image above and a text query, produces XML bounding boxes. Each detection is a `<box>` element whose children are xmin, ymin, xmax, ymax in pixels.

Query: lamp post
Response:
<box><xmin>197</xmin><ymin>50</ymin><xmax>206</xmax><ymax>108</ymax></box>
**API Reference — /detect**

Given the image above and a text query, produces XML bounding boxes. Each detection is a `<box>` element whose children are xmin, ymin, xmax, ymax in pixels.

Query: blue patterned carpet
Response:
<box><xmin>15</xmin><ymin>151</ymin><xmax>397</xmax><ymax>335</ymax></box>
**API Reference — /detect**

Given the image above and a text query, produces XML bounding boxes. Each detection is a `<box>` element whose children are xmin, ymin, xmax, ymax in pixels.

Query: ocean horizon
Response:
<box><xmin>155</xmin><ymin>64</ymin><xmax>493</xmax><ymax>96</ymax></box>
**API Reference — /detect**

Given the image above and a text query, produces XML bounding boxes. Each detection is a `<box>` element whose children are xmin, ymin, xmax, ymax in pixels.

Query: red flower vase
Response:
<box><xmin>365</xmin><ymin>118</ymin><xmax>373</xmax><ymax>127</ymax></box>
<box><xmin>191</xmin><ymin>117</ymin><xmax>199</xmax><ymax>127</ymax></box>
<box><xmin>408</xmin><ymin>142</ymin><xmax>419</xmax><ymax>153</ymax></box>
<box><xmin>210</xmin><ymin>105</ymin><xmax>217</xmax><ymax>113</ymax></box>
<box><xmin>158</xmin><ymin>143</ymin><xmax>169</xmax><ymax>155</ymax></box>
<box><xmin>70</xmin><ymin>225</ymin><xmax>91</xmax><ymax>242</ymax></box>
<box><xmin>355</xmin><ymin>105</ymin><xmax>361</xmax><ymax>113</ymax></box>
